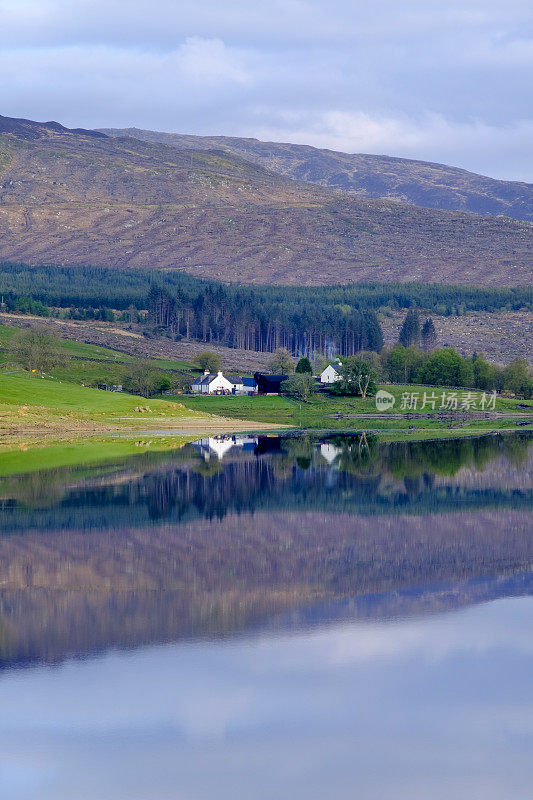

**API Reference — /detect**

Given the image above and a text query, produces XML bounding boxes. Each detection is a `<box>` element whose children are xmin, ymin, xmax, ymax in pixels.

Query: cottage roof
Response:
<box><xmin>192</xmin><ymin>372</ymin><xmax>227</xmax><ymax>386</ymax></box>
<box><xmin>242</xmin><ymin>377</ymin><xmax>257</xmax><ymax>387</ymax></box>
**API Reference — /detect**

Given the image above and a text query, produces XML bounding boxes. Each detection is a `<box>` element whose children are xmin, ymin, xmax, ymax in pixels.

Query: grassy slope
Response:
<box><xmin>0</xmin><ymin>371</ymin><xmax>196</xmax><ymax>423</ymax></box>
<box><xmin>0</xmin><ymin>323</ymin><xmax>197</xmax><ymax>386</ymax></box>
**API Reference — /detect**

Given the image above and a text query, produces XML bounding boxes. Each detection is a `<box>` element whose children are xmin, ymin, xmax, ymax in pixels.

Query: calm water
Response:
<box><xmin>0</xmin><ymin>432</ymin><xmax>532</xmax><ymax>799</ymax></box>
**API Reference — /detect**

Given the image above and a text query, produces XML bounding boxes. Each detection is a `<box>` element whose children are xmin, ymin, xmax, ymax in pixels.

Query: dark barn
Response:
<box><xmin>254</xmin><ymin>373</ymin><xmax>289</xmax><ymax>394</ymax></box>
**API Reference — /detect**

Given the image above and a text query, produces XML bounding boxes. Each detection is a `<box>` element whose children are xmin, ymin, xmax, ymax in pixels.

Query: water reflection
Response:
<box><xmin>0</xmin><ymin>598</ymin><xmax>531</xmax><ymax>800</ymax></box>
<box><xmin>0</xmin><ymin>432</ymin><xmax>531</xmax><ymax>667</ymax></box>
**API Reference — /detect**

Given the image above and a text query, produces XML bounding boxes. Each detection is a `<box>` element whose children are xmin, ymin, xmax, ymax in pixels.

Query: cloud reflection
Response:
<box><xmin>0</xmin><ymin>597</ymin><xmax>531</xmax><ymax>800</ymax></box>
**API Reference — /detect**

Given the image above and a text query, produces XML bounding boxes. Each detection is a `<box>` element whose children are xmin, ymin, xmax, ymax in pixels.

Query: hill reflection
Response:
<box><xmin>0</xmin><ymin>432</ymin><xmax>531</xmax><ymax>667</ymax></box>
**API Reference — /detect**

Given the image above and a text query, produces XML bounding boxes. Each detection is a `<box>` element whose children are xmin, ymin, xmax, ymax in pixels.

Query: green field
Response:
<box><xmin>0</xmin><ymin>371</ymin><xmax>206</xmax><ymax>454</ymax></box>
<box><xmin>179</xmin><ymin>387</ymin><xmax>532</xmax><ymax>434</ymax></box>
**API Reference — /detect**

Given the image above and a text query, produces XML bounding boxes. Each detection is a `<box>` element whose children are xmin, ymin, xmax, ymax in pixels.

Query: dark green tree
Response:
<box><xmin>295</xmin><ymin>357</ymin><xmax>313</xmax><ymax>374</ymax></box>
<box><xmin>399</xmin><ymin>310</ymin><xmax>421</xmax><ymax>347</ymax></box>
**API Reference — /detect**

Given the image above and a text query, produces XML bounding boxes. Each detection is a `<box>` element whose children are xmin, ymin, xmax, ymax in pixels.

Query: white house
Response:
<box><xmin>191</xmin><ymin>371</ymin><xmax>234</xmax><ymax>394</ymax></box>
<box><xmin>192</xmin><ymin>372</ymin><xmax>257</xmax><ymax>395</ymax></box>
<box><xmin>320</xmin><ymin>361</ymin><xmax>342</xmax><ymax>384</ymax></box>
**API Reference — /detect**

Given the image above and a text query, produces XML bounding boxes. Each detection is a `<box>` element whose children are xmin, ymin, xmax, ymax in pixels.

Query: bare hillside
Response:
<box><xmin>0</xmin><ymin>115</ymin><xmax>531</xmax><ymax>286</ymax></box>
<box><xmin>101</xmin><ymin>126</ymin><xmax>533</xmax><ymax>222</ymax></box>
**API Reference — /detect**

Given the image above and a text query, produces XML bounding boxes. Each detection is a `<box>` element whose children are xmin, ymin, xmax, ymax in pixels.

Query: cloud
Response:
<box><xmin>251</xmin><ymin>111</ymin><xmax>533</xmax><ymax>181</ymax></box>
<box><xmin>175</xmin><ymin>37</ymin><xmax>250</xmax><ymax>86</ymax></box>
<box><xmin>0</xmin><ymin>0</ymin><xmax>532</xmax><ymax>180</ymax></box>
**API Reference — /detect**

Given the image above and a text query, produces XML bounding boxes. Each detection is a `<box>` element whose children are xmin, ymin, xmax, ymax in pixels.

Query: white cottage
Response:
<box><xmin>191</xmin><ymin>371</ymin><xmax>234</xmax><ymax>394</ymax></box>
<box><xmin>320</xmin><ymin>361</ymin><xmax>343</xmax><ymax>384</ymax></box>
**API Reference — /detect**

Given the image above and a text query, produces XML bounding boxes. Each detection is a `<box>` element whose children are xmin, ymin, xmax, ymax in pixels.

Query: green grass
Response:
<box><xmin>151</xmin><ymin>357</ymin><xmax>199</xmax><ymax>372</ymax></box>
<box><xmin>0</xmin><ymin>371</ymin><xmax>200</xmax><ymax>414</ymax></box>
<box><xmin>0</xmin><ymin>324</ymin><xmax>197</xmax><ymax>388</ymax></box>
<box><xmin>0</xmin><ymin>372</ymin><xmax>198</xmax><ymax>430</ymax></box>
<box><xmin>179</xmin><ymin>386</ymin><xmax>532</xmax><ymax>432</ymax></box>
<box><xmin>0</xmin><ymin>325</ymin><xmax>132</xmax><ymax>363</ymax></box>
<box><xmin>50</xmin><ymin>361</ymin><xmax>127</xmax><ymax>385</ymax></box>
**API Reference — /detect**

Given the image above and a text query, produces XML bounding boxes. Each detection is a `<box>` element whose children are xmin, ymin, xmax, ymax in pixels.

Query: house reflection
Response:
<box><xmin>191</xmin><ymin>435</ymin><xmax>284</xmax><ymax>460</ymax></box>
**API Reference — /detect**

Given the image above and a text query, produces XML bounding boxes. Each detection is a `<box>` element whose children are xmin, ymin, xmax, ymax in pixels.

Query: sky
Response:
<box><xmin>1</xmin><ymin>0</ymin><xmax>532</xmax><ymax>181</ymax></box>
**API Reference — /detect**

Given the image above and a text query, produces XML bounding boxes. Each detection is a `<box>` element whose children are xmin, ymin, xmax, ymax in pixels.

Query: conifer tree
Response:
<box><xmin>295</xmin><ymin>357</ymin><xmax>312</xmax><ymax>374</ymax></box>
<box><xmin>421</xmin><ymin>317</ymin><xmax>437</xmax><ymax>351</ymax></box>
<box><xmin>398</xmin><ymin>310</ymin><xmax>421</xmax><ymax>347</ymax></box>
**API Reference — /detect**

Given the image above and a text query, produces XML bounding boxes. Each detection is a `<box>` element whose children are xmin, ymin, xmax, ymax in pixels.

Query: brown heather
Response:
<box><xmin>0</xmin><ymin>115</ymin><xmax>531</xmax><ymax>287</ymax></box>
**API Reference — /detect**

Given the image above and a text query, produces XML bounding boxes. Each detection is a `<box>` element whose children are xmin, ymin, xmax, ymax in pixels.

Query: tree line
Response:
<box><xmin>147</xmin><ymin>284</ymin><xmax>384</xmax><ymax>357</ymax></box>
<box><xmin>0</xmin><ymin>262</ymin><xmax>530</xmax><ymax>313</ymax></box>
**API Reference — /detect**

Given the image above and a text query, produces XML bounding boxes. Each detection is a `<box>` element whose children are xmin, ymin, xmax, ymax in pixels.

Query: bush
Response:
<box><xmin>281</xmin><ymin>373</ymin><xmax>316</xmax><ymax>401</ymax></box>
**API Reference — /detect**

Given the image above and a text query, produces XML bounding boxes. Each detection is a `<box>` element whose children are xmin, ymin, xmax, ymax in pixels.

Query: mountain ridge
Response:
<box><xmin>0</xmin><ymin>114</ymin><xmax>531</xmax><ymax>287</ymax></box>
<box><xmin>100</xmin><ymin>126</ymin><xmax>533</xmax><ymax>222</ymax></box>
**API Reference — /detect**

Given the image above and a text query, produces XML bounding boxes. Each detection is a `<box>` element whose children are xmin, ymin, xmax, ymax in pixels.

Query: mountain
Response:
<box><xmin>100</xmin><ymin>127</ymin><xmax>533</xmax><ymax>222</ymax></box>
<box><xmin>0</xmin><ymin>114</ymin><xmax>531</xmax><ymax>286</ymax></box>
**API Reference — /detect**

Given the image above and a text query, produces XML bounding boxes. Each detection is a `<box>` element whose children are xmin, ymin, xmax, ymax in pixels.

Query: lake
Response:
<box><xmin>0</xmin><ymin>432</ymin><xmax>531</xmax><ymax>799</ymax></box>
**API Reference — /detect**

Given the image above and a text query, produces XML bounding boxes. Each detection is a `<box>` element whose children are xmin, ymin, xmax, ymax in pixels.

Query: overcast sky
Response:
<box><xmin>1</xmin><ymin>0</ymin><xmax>532</xmax><ymax>180</ymax></box>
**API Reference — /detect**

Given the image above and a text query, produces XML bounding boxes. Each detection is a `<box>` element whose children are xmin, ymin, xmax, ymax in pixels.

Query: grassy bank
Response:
<box><xmin>179</xmin><ymin>387</ymin><xmax>532</xmax><ymax>434</ymax></box>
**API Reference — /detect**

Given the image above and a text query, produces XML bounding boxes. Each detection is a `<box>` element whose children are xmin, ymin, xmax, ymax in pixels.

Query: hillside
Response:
<box><xmin>101</xmin><ymin>126</ymin><xmax>533</xmax><ymax>222</ymax></box>
<box><xmin>0</xmin><ymin>114</ymin><xmax>531</xmax><ymax>286</ymax></box>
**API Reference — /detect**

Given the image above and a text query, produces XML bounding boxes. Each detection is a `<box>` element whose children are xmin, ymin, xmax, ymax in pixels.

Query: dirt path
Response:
<box><xmin>0</xmin><ymin>413</ymin><xmax>286</xmax><ymax>448</ymax></box>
